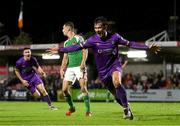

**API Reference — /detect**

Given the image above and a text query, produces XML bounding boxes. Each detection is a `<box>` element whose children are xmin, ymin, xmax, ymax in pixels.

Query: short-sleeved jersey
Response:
<box><xmin>64</xmin><ymin>35</ymin><xmax>84</xmax><ymax>68</ymax></box>
<box><xmin>15</xmin><ymin>56</ymin><xmax>39</xmax><ymax>80</ymax></box>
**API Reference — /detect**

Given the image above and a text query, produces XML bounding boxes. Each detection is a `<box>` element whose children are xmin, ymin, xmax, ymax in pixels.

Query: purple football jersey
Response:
<box><xmin>60</xmin><ymin>32</ymin><xmax>149</xmax><ymax>82</ymax></box>
<box><xmin>15</xmin><ymin>56</ymin><xmax>43</xmax><ymax>94</ymax></box>
<box><xmin>15</xmin><ymin>56</ymin><xmax>38</xmax><ymax>80</ymax></box>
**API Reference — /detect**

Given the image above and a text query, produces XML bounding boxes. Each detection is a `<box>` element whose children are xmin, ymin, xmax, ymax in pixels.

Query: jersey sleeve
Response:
<box><xmin>81</xmin><ymin>37</ymin><xmax>94</xmax><ymax>48</ymax></box>
<box><xmin>31</xmin><ymin>57</ymin><xmax>39</xmax><ymax>68</ymax></box>
<box><xmin>116</xmin><ymin>33</ymin><xmax>149</xmax><ymax>50</ymax></box>
<box><xmin>59</xmin><ymin>35</ymin><xmax>95</xmax><ymax>53</ymax></box>
<box><xmin>76</xmin><ymin>35</ymin><xmax>84</xmax><ymax>43</ymax></box>
<box><xmin>115</xmin><ymin>33</ymin><xmax>130</xmax><ymax>46</ymax></box>
<box><xmin>15</xmin><ymin>60</ymin><xmax>21</xmax><ymax>70</ymax></box>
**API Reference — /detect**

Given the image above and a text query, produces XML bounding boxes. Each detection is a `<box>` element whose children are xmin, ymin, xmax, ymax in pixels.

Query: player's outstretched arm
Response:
<box><xmin>47</xmin><ymin>44</ymin><xmax>83</xmax><ymax>54</ymax></box>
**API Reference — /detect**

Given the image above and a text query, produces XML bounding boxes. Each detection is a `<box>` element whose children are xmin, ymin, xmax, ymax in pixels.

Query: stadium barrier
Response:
<box><xmin>2</xmin><ymin>89</ymin><xmax>180</xmax><ymax>102</ymax></box>
<box><xmin>57</xmin><ymin>89</ymin><xmax>180</xmax><ymax>102</ymax></box>
<box><xmin>4</xmin><ymin>89</ymin><xmax>27</xmax><ymax>100</ymax></box>
<box><xmin>127</xmin><ymin>89</ymin><xmax>180</xmax><ymax>102</ymax></box>
<box><xmin>57</xmin><ymin>89</ymin><xmax>114</xmax><ymax>102</ymax></box>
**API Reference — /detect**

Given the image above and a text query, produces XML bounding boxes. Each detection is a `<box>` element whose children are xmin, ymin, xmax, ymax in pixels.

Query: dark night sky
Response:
<box><xmin>0</xmin><ymin>0</ymin><xmax>179</xmax><ymax>44</ymax></box>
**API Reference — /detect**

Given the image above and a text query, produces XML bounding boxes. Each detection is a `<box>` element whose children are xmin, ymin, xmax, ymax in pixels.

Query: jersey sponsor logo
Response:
<box><xmin>22</xmin><ymin>67</ymin><xmax>33</xmax><ymax>73</ymax></box>
<box><xmin>97</xmin><ymin>48</ymin><xmax>114</xmax><ymax>54</ymax></box>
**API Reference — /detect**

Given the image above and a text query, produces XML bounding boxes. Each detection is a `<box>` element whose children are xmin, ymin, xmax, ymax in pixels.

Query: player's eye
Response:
<box><xmin>24</xmin><ymin>51</ymin><xmax>30</xmax><ymax>54</ymax></box>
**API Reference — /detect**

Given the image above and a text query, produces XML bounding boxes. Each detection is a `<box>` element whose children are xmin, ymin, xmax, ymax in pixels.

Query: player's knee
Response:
<box><xmin>62</xmin><ymin>90</ymin><xmax>68</xmax><ymax>96</ymax></box>
<box><xmin>41</xmin><ymin>90</ymin><xmax>48</xmax><ymax>96</ymax></box>
<box><xmin>113</xmin><ymin>79</ymin><xmax>121</xmax><ymax>88</ymax></box>
<box><xmin>80</xmin><ymin>86</ymin><xmax>85</xmax><ymax>92</ymax></box>
<box><xmin>33</xmin><ymin>93</ymin><xmax>41</xmax><ymax>98</ymax></box>
<box><xmin>81</xmin><ymin>86</ymin><xmax>88</xmax><ymax>93</ymax></box>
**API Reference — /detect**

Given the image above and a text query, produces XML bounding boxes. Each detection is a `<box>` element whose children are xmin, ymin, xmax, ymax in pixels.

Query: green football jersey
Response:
<box><xmin>64</xmin><ymin>35</ymin><xmax>84</xmax><ymax>68</ymax></box>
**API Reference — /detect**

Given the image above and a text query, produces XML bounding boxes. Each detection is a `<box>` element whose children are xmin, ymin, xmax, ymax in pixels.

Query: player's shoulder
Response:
<box><xmin>74</xmin><ymin>34</ymin><xmax>83</xmax><ymax>38</ymax></box>
<box><xmin>110</xmin><ymin>32</ymin><xmax>125</xmax><ymax>41</ymax></box>
<box><xmin>64</xmin><ymin>40</ymin><xmax>69</xmax><ymax>46</ymax></box>
<box><xmin>74</xmin><ymin>34</ymin><xmax>84</xmax><ymax>42</ymax></box>
<box><xmin>16</xmin><ymin>57</ymin><xmax>23</xmax><ymax>64</ymax></box>
<box><xmin>112</xmin><ymin>32</ymin><xmax>121</xmax><ymax>38</ymax></box>
<box><xmin>31</xmin><ymin>56</ymin><xmax>36</xmax><ymax>59</ymax></box>
<box><xmin>31</xmin><ymin>56</ymin><xmax>37</xmax><ymax>61</ymax></box>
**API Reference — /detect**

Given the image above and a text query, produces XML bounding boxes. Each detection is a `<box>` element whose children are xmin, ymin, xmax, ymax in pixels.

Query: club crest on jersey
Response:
<box><xmin>98</xmin><ymin>49</ymin><xmax>103</xmax><ymax>53</ymax></box>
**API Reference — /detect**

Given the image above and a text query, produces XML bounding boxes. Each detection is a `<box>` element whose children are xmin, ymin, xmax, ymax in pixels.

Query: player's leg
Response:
<box><xmin>28</xmin><ymin>76</ymin><xmax>57</xmax><ymax>110</ymax></box>
<box><xmin>112</xmin><ymin>71</ymin><xmax>133</xmax><ymax>120</ymax></box>
<box><xmin>62</xmin><ymin>80</ymin><xmax>75</xmax><ymax>115</ymax></box>
<box><xmin>36</xmin><ymin>83</ymin><xmax>58</xmax><ymax>110</ymax></box>
<box><xmin>63</xmin><ymin>68</ymin><xmax>76</xmax><ymax>116</ymax></box>
<box><xmin>30</xmin><ymin>86</ymin><xmax>41</xmax><ymax>101</ymax></box>
<box><xmin>106</xmin><ymin>83</ymin><xmax>123</xmax><ymax>106</ymax></box>
<box><xmin>79</xmin><ymin>78</ymin><xmax>91</xmax><ymax>116</ymax></box>
<box><xmin>77</xmin><ymin>67</ymin><xmax>91</xmax><ymax>116</ymax></box>
<box><xmin>30</xmin><ymin>75</ymin><xmax>51</xmax><ymax>106</ymax></box>
<box><xmin>32</xmin><ymin>89</ymin><xmax>41</xmax><ymax>97</ymax></box>
<box><xmin>27</xmin><ymin>82</ymin><xmax>41</xmax><ymax>98</ymax></box>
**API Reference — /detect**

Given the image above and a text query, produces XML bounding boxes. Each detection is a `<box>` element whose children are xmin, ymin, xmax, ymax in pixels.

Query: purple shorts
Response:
<box><xmin>100</xmin><ymin>64</ymin><xmax>122</xmax><ymax>86</ymax></box>
<box><xmin>26</xmin><ymin>74</ymin><xmax>43</xmax><ymax>94</ymax></box>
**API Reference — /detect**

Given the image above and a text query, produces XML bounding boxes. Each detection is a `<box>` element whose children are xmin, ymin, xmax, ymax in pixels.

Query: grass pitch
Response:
<box><xmin>0</xmin><ymin>101</ymin><xmax>180</xmax><ymax>125</ymax></box>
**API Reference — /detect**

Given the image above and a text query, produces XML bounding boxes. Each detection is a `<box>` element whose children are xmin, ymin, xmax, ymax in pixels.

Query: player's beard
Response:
<box><xmin>98</xmin><ymin>31</ymin><xmax>107</xmax><ymax>38</ymax></box>
<box><xmin>97</xmin><ymin>32</ymin><xmax>103</xmax><ymax>38</ymax></box>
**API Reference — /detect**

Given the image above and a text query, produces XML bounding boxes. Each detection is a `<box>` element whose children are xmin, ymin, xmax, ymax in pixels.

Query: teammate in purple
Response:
<box><xmin>15</xmin><ymin>48</ymin><xmax>58</xmax><ymax>110</ymax></box>
<box><xmin>47</xmin><ymin>16</ymin><xmax>160</xmax><ymax>119</ymax></box>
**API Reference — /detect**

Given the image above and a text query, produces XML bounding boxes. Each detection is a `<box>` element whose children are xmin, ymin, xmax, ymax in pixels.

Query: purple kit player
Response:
<box><xmin>15</xmin><ymin>48</ymin><xmax>58</xmax><ymax>110</ymax></box>
<box><xmin>47</xmin><ymin>16</ymin><xmax>160</xmax><ymax>119</ymax></box>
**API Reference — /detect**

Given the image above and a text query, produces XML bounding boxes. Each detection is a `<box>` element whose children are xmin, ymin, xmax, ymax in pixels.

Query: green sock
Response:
<box><xmin>83</xmin><ymin>95</ymin><xmax>90</xmax><ymax>112</ymax></box>
<box><xmin>64</xmin><ymin>94</ymin><xmax>74</xmax><ymax>109</ymax></box>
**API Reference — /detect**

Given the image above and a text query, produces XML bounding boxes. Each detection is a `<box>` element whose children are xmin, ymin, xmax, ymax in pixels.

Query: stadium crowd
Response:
<box><xmin>0</xmin><ymin>70</ymin><xmax>180</xmax><ymax>101</ymax></box>
<box><xmin>88</xmin><ymin>71</ymin><xmax>180</xmax><ymax>90</ymax></box>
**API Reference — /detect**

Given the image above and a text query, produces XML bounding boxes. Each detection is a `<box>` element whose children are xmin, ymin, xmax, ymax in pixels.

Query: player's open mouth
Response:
<box><xmin>27</xmin><ymin>55</ymin><xmax>30</xmax><ymax>57</ymax></box>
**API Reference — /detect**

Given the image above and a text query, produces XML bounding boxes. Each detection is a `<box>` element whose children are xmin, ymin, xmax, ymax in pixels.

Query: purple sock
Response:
<box><xmin>42</xmin><ymin>95</ymin><xmax>52</xmax><ymax>106</ymax></box>
<box><xmin>115</xmin><ymin>98</ymin><xmax>123</xmax><ymax>106</ymax></box>
<box><xmin>115</xmin><ymin>84</ymin><xmax>128</xmax><ymax>108</ymax></box>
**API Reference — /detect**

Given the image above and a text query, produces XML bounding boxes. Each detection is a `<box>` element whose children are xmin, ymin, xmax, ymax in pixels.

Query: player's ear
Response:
<box><xmin>68</xmin><ymin>26</ymin><xmax>71</xmax><ymax>31</ymax></box>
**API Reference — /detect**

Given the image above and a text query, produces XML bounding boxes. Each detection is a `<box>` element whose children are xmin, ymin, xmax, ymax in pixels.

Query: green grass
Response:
<box><xmin>0</xmin><ymin>101</ymin><xmax>180</xmax><ymax>125</ymax></box>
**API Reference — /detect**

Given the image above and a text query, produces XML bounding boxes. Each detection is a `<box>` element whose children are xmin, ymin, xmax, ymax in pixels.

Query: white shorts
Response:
<box><xmin>64</xmin><ymin>66</ymin><xmax>87</xmax><ymax>84</ymax></box>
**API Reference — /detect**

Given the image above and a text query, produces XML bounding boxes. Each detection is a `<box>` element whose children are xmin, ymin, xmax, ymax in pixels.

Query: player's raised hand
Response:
<box><xmin>149</xmin><ymin>42</ymin><xmax>161</xmax><ymax>54</ymax></box>
<box><xmin>46</xmin><ymin>47</ymin><xmax>59</xmax><ymax>55</ymax></box>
